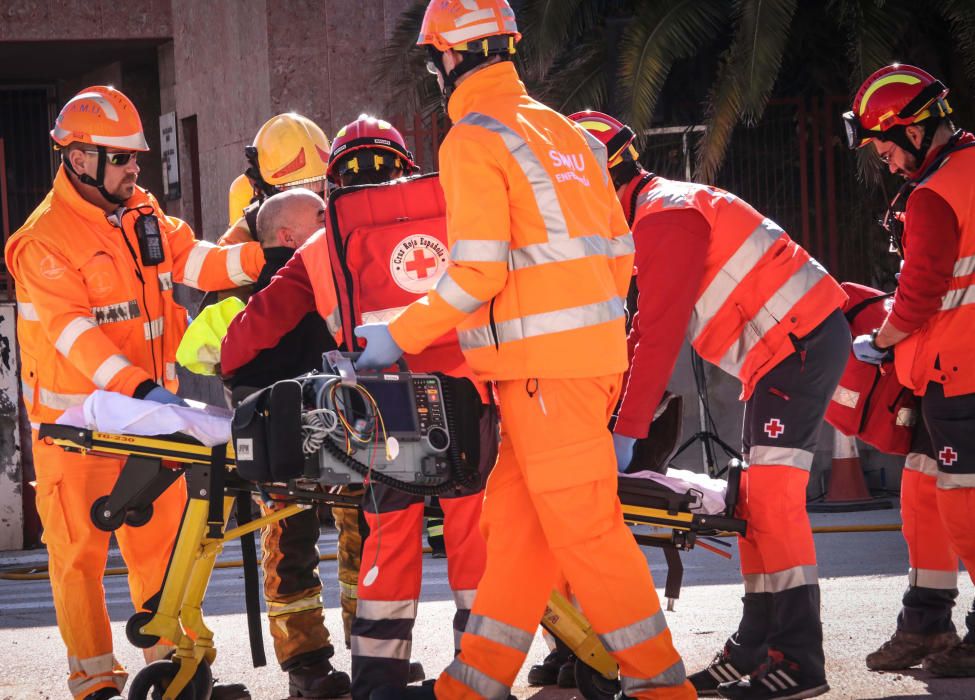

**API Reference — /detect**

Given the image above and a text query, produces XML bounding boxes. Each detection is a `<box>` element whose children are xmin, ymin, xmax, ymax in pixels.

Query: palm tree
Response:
<box><xmin>374</xmin><ymin>0</ymin><xmax>975</xmax><ymax>181</ymax></box>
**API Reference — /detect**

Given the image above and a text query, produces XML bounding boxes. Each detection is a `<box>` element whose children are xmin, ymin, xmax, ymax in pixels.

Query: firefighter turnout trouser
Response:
<box><xmin>351</xmin><ymin>407</ymin><xmax>499</xmax><ymax>700</ymax></box>
<box><xmin>333</xmin><ymin>486</ymin><xmax>366</xmax><ymax>647</ymax></box>
<box><xmin>434</xmin><ymin>375</ymin><xmax>695</xmax><ymax>700</ymax></box>
<box><xmin>922</xmin><ymin>384</ymin><xmax>975</xmax><ymax>641</ymax></box>
<box><xmin>260</xmin><ymin>500</ymin><xmax>337</xmax><ymax>671</ymax></box>
<box><xmin>896</xmin><ymin>424</ymin><xmax>960</xmax><ymax>635</ymax></box>
<box><xmin>31</xmin><ymin>436</ymin><xmax>186</xmax><ymax>699</ymax></box>
<box><xmin>732</xmin><ymin>309</ymin><xmax>849</xmax><ymax>680</ymax></box>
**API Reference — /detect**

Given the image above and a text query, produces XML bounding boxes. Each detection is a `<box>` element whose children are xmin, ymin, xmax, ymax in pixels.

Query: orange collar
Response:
<box><xmin>447</xmin><ymin>61</ymin><xmax>526</xmax><ymax>124</ymax></box>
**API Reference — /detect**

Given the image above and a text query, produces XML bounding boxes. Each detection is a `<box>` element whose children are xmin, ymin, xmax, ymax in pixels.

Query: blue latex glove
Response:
<box><xmin>852</xmin><ymin>333</ymin><xmax>893</xmax><ymax>365</ymax></box>
<box><xmin>354</xmin><ymin>323</ymin><xmax>404</xmax><ymax>370</ymax></box>
<box><xmin>612</xmin><ymin>432</ymin><xmax>637</xmax><ymax>472</ymax></box>
<box><xmin>145</xmin><ymin>385</ymin><xmax>188</xmax><ymax>406</ymax></box>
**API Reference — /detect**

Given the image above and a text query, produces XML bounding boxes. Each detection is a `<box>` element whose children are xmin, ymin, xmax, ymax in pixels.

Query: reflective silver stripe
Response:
<box><xmin>339</xmin><ymin>580</ymin><xmax>357</xmax><ymax>599</ymax></box>
<box><xmin>954</xmin><ymin>254</ymin><xmax>975</xmax><ymax>278</ymax></box>
<box><xmin>743</xmin><ymin>565</ymin><xmax>818</xmax><ymax>593</ymax></box>
<box><xmin>621</xmin><ymin>659</ymin><xmax>688</xmax><ymax>692</ymax></box>
<box><xmin>165</xmin><ymin>362</ymin><xmax>177</xmax><ymax>381</ymax></box>
<box><xmin>581</xmin><ymin>129</ymin><xmax>609</xmax><ymax>185</ymax></box>
<box><xmin>355</xmin><ymin>599</ymin><xmax>417</xmax><ymax>620</ymax></box>
<box><xmin>67</xmin><ymin>652</ymin><xmax>124</xmax><ymax>697</ymax></box>
<box><xmin>144</xmin><ymin>317</ymin><xmax>164</xmax><ymax>340</ymax></box>
<box><xmin>434</xmin><ymin>273</ymin><xmax>484</xmax><ymax>314</ymax></box>
<box><xmin>941</xmin><ymin>283</ymin><xmax>975</xmax><ymax>311</ymax></box>
<box><xmin>905</xmin><ymin>452</ymin><xmax>938</xmax><ymax>476</ymax></box>
<box><xmin>451</xmin><ymin>240</ymin><xmax>510</xmax><ymax>263</ymax></box>
<box><xmin>600</xmin><ymin>609</ymin><xmax>669</xmax><ymax>652</ymax></box>
<box><xmin>610</xmin><ymin>232</ymin><xmax>635</xmax><ymax>258</ymax></box>
<box><xmin>326</xmin><ymin>308</ymin><xmax>343</xmax><ymax>336</ymax></box>
<box><xmin>896</xmin><ymin>407</ymin><xmax>917</xmax><ymax>427</ymax></box>
<box><xmin>748</xmin><ymin>446</ymin><xmax>815</xmax><ymax>471</ymax></box>
<box><xmin>831</xmin><ymin>385</ymin><xmax>860</xmax><ymax>409</ymax></box>
<box><xmin>454</xmin><ymin>627</ymin><xmax>464</xmax><ymax>651</ymax></box>
<box><xmin>40</xmin><ymin>388</ymin><xmax>88</xmax><ymax>410</ymax></box>
<box><xmin>689</xmin><ymin>219</ymin><xmax>785</xmax><ymax>341</ymax></box>
<box><xmin>458</xmin><ymin>112</ymin><xmax>570</xmax><ymax>241</ymax></box>
<box><xmin>30</xmin><ymin>421</ymin><xmax>40</xmax><ymax>431</ymax></box>
<box><xmin>158</xmin><ymin>272</ymin><xmax>173</xmax><ymax>292</ymax></box>
<box><xmin>350</xmin><ymin>635</ymin><xmax>411</xmax><ymax>660</ymax></box>
<box><xmin>17</xmin><ymin>302</ymin><xmax>38</xmax><ymax>320</ymax></box>
<box><xmin>716</xmin><ymin>255</ymin><xmax>828</xmax><ymax>377</ymax></box>
<box><xmin>510</xmin><ymin>234</ymin><xmax>611</xmax><ymax>270</ymax></box>
<box><xmin>55</xmin><ymin>317</ymin><xmax>98</xmax><ymax>357</ymax></box>
<box><xmin>182</xmin><ymin>242</ymin><xmax>216</xmax><ymax>288</ymax></box>
<box><xmin>937</xmin><ymin>472</ymin><xmax>975</xmax><ymax>490</ymax></box>
<box><xmin>267</xmin><ymin>594</ymin><xmax>323</xmax><ymax>617</ymax></box>
<box><xmin>453</xmin><ymin>589</ymin><xmax>476</xmax><ymax>610</ymax></box>
<box><xmin>444</xmin><ymin>658</ymin><xmax>510</xmax><ymax>700</ymax></box>
<box><xmin>465</xmin><ymin>614</ymin><xmax>533</xmax><ymax>653</ymax></box>
<box><xmin>909</xmin><ymin>567</ymin><xmax>958</xmax><ymax>589</ymax></box>
<box><xmin>93</xmin><ymin>354</ymin><xmax>131</xmax><ymax>389</ymax></box>
<box><xmin>226</xmin><ymin>244</ymin><xmax>254</xmax><ymax>285</ymax></box>
<box><xmin>459</xmin><ymin>297</ymin><xmax>624</xmax><ymax>351</ymax></box>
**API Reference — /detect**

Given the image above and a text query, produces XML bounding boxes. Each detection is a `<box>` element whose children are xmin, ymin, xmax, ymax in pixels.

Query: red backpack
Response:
<box><xmin>824</xmin><ymin>282</ymin><xmax>917</xmax><ymax>455</ymax></box>
<box><xmin>325</xmin><ymin>174</ymin><xmax>470</xmax><ymax>378</ymax></box>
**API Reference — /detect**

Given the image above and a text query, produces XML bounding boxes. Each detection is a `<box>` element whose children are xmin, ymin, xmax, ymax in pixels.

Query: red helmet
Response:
<box><xmin>568</xmin><ymin>110</ymin><xmax>639</xmax><ymax>167</ymax></box>
<box><xmin>843</xmin><ymin>64</ymin><xmax>951</xmax><ymax>150</ymax></box>
<box><xmin>326</xmin><ymin>115</ymin><xmax>418</xmax><ymax>183</ymax></box>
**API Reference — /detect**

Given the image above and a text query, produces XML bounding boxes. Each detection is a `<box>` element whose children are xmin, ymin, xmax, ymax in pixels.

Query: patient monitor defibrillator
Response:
<box><xmin>231</xmin><ymin>353</ymin><xmax>471</xmax><ymax>491</ymax></box>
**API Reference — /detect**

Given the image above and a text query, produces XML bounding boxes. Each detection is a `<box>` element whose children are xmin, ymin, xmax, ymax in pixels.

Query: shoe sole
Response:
<box><xmin>777</xmin><ymin>683</ymin><xmax>831</xmax><ymax>700</ymax></box>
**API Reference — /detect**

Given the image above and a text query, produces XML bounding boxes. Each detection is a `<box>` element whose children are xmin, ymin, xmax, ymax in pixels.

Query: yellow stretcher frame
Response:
<box><xmin>37</xmin><ymin>424</ymin><xmax>746</xmax><ymax>699</ymax></box>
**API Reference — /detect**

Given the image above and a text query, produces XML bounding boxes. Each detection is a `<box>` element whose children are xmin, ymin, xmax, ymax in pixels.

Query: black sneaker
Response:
<box><xmin>84</xmin><ymin>689</ymin><xmax>123</xmax><ymax>700</ymax></box>
<box><xmin>689</xmin><ymin>644</ymin><xmax>750</xmax><ymax>697</ymax></box>
<box><xmin>718</xmin><ymin>650</ymin><xmax>828</xmax><ymax>700</ymax></box>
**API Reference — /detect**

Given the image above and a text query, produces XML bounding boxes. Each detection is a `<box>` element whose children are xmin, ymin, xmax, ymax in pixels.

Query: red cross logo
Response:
<box><xmin>764</xmin><ymin>419</ymin><xmax>785</xmax><ymax>439</ymax></box>
<box><xmin>940</xmin><ymin>446</ymin><xmax>959</xmax><ymax>466</ymax></box>
<box><xmin>405</xmin><ymin>249</ymin><xmax>438</xmax><ymax>279</ymax></box>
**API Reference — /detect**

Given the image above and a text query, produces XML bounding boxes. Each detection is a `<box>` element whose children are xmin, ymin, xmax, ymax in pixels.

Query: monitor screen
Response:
<box><xmin>357</xmin><ymin>377</ymin><xmax>419</xmax><ymax>436</ymax></box>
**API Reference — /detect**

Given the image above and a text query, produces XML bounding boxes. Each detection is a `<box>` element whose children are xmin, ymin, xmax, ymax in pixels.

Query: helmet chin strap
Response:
<box><xmin>883</xmin><ymin>121</ymin><xmax>939</xmax><ymax>174</ymax></box>
<box><xmin>63</xmin><ymin>146</ymin><xmax>127</xmax><ymax>205</ymax></box>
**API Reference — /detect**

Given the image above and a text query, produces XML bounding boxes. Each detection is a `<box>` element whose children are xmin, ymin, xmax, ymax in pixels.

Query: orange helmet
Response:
<box><xmin>327</xmin><ymin>115</ymin><xmax>418</xmax><ymax>183</ymax></box>
<box><xmin>568</xmin><ymin>111</ymin><xmax>639</xmax><ymax>168</ymax></box>
<box><xmin>843</xmin><ymin>64</ymin><xmax>951</xmax><ymax>150</ymax></box>
<box><xmin>417</xmin><ymin>0</ymin><xmax>520</xmax><ymax>53</ymax></box>
<box><xmin>51</xmin><ymin>85</ymin><xmax>149</xmax><ymax>151</ymax></box>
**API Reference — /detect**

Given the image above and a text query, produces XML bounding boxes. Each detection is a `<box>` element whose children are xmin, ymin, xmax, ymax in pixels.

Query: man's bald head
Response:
<box><xmin>255</xmin><ymin>188</ymin><xmax>326</xmax><ymax>249</ymax></box>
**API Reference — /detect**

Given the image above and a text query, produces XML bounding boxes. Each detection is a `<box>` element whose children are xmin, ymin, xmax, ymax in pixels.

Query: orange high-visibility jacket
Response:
<box><xmin>633</xmin><ymin>177</ymin><xmax>846</xmax><ymax>398</ymax></box>
<box><xmin>7</xmin><ymin>166</ymin><xmax>265</xmax><ymax>425</ymax></box>
<box><xmin>388</xmin><ymin>62</ymin><xmax>634</xmax><ymax>380</ymax></box>
<box><xmin>895</xmin><ymin>146</ymin><xmax>975</xmax><ymax>397</ymax></box>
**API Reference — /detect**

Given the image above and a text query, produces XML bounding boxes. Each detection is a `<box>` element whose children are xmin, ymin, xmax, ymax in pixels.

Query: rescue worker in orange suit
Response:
<box><xmin>218</xmin><ymin>112</ymin><xmax>331</xmax><ymax>246</ymax></box>
<box><xmin>843</xmin><ymin>64</ymin><xmax>975</xmax><ymax>677</ymax></box>
<box><xmin>221</xmin><ymin>116</ymin><xmax>443</xmax><ymax>698</ymax></box>
<box><xmin>5</xmin><ymin>86</ymin><xmax>265</xmax><ymax>700</ymax></box>
<box><xmin>572</xmin><ymin>111</ymin><xmax>849</xmax><ymax>700</ymax></box>
<box><xmin>356</xmin><ymin>3</ymin><xmax>695</xmax><ymax>698</ymax></box>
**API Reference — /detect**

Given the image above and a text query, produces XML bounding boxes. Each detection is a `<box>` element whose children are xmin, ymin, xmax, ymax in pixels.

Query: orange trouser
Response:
<box><xmin>32</xmin><ymin>436</ymin><xmax>186</xmax><ymax>699</ymax></box>
<box><xmin>435</xmin><ymin>375</ymin><xmax>694</xmax><ymax>700</ymax></box>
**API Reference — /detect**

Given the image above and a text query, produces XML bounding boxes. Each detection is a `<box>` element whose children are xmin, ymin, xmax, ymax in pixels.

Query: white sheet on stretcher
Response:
<box><xmin>57</xmin><ymin>390</ymin><xmax>233</xmax><ymax>447</ymax></box>
<box><xmin>625</xmin><ymin>468</ymin><xmax>729</xmax><ymax>515</ymax></box>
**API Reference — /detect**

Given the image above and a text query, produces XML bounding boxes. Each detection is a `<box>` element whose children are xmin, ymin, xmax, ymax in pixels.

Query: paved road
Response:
<box><xmin>2</xmin><ymin>505</ymin><xmax>974</xmax><ymax>699</ymax></box>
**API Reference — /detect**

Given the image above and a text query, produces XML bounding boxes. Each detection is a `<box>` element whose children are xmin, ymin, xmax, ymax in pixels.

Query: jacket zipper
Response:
<box><xmin>857</xmin><ymin>368</ymin><xmax>884</xmax><ymax>433</ymax></box>
<box><xmin>488</xmin><ymin>298</ymin><xmax>500</xmax><ymax>351</ymax></box>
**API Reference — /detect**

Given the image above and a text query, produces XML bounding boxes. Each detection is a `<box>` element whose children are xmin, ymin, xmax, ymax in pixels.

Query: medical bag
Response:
<box><xmin>824</xmin><ymin>282</ymin><xmax>917</xmax><ymax>455</ymax></box>
<box><xmin>326</xmin><ymin>174</ymin><xmax>468</xmax><ymax>376</ymax></box>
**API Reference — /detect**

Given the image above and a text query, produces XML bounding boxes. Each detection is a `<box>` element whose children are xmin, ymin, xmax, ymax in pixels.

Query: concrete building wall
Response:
<box><xmin>0</xmin><ymin>0</ymin><xmax>171</xmax><ymax>41</ymax></box>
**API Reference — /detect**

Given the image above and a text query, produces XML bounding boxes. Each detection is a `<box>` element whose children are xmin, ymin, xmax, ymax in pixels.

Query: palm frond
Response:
<box><xmin>372</xmin><ymin>1</ymin><xmax>436</xmax><ymax>115</ymax></box>
<box><xmin>835</xmin><ymin>0</ymin><xmax>912</xmax><ymax>90</ymax></box>
<box><xmin>534</xmin><ymin>34</ymin><xmax>610</xmax><ymax>114</ymax></box>
<box><xmin>695</xmin><ymin>50</ymin><xmax>746</xmax><ymax>182</ymax></box>
<box><xmin>516</xmin><ymin>0</ymin><xmax>592</xmax><ymax>81</ymax></box>
<box><xmin>618</xmin><ymin>0</ymin><xmax>727</xmax><ymax>133</ymax></box>
<box><xmin>934</xmin><ymin>0</ymin><xmax>975</xmax><ymax>85</ymax></box>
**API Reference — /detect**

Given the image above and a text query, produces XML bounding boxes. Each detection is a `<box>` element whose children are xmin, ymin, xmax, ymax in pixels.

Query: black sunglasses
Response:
<box><xmin>83</xmin><ymin>149</ymin><xmax>138</xmax><ymax>166</ymax></box>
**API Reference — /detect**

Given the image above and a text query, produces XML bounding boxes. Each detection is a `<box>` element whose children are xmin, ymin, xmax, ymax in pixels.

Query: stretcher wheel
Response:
<box><xmin>90</xmin><ymin>495</ymin><xmax>125</xmax><ymax>532</ymax></box>
<box><xmin>125</xmin><ymin>504</ymin><xmax>154</xmax><ymax>527</ymax></box>
<box><xmin>574</xmin><ymin>659</ymin><xmax>620</xmax><ymax>700</ymax></box>
<box><xmin>127</xmin><ymin>659</ymin><xmax>211</xmax><ymax>700</ymax></box>
<box><xmin>126</xmin><ymin>611</ymin><xmax>161</xmax><ymax>648</ymax></box>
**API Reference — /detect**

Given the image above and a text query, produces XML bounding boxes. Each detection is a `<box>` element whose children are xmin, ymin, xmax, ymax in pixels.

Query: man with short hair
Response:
<box><xmin>6</xmin><ymin>85</ymin><xmax>263</xmax><ymax>700</ymax></box>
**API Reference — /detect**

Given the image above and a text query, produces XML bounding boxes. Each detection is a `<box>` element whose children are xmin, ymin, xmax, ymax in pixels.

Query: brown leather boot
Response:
<box><xmin>866</xmin><ymin>629</ymin><xmax>960</xmax><ymax>670</ymax></box>
<box><xmin>922</xmin><ymin>640</ymin><xmax>975</xmax><ymax>677</ymax></box>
